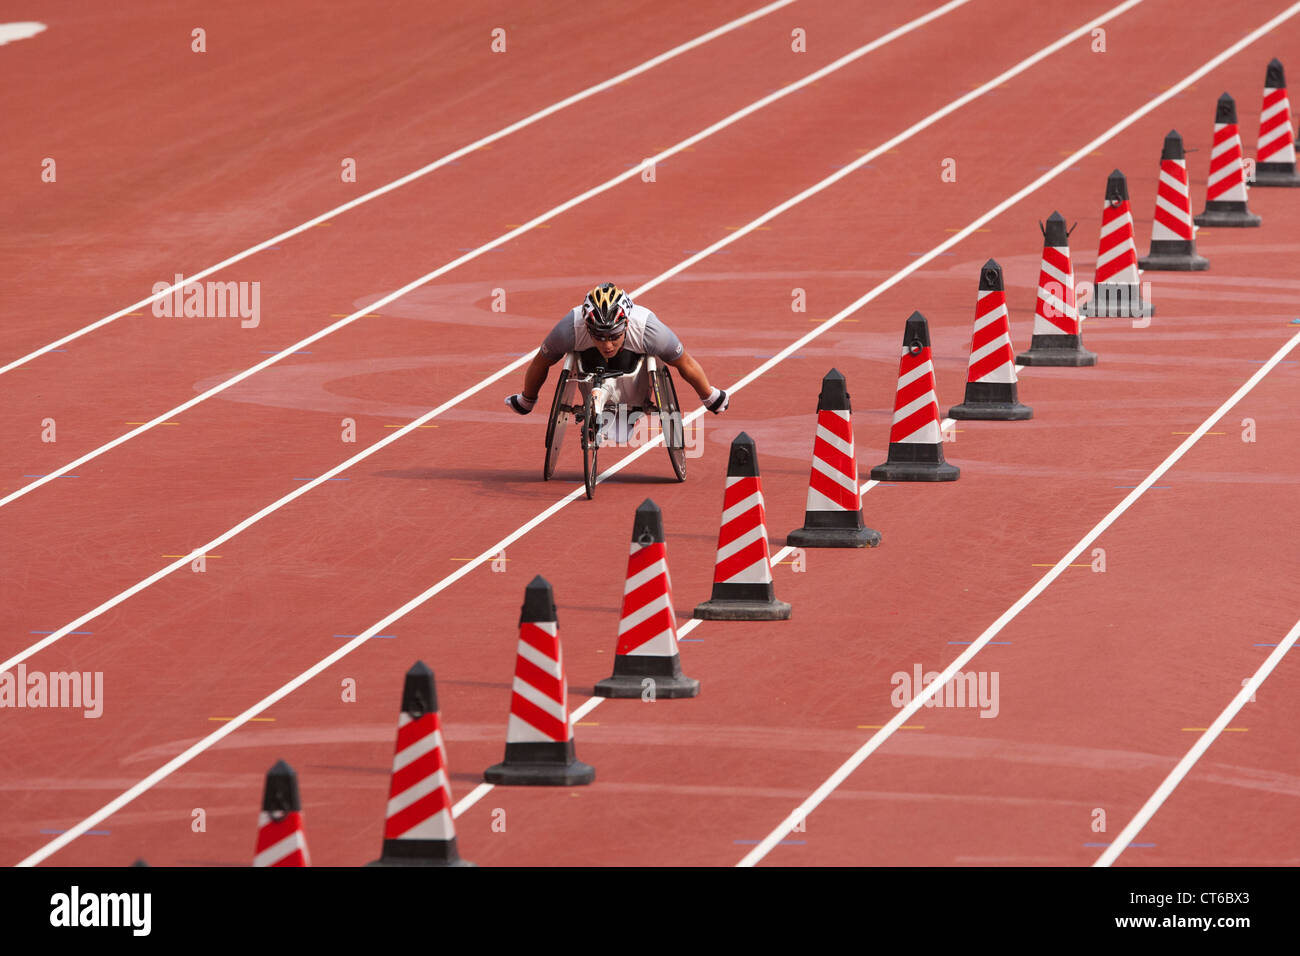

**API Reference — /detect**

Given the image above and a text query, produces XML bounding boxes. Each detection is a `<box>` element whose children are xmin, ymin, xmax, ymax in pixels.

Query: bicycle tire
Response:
<box><xmin>543</xmin><ymin>368</ymin><xmax>571</xmax><ymax>481</ymax></box>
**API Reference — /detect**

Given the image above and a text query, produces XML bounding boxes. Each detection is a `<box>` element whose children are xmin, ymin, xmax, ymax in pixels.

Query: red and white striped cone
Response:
<box><xmin>948</xmin><ymin>260</ymin><xmax>1033</xmax><ymax>421</ymax></box>
<box><xmin>787</xmin><ymin>369</ymin><xmax>881</xmax><ymax>547</ymax></box>
<box><xmin>368</xmin><ymin>662</ymin><xmax>473</xmax><ymax>867</ymax></box>
<box><xmin>694</xmin><ymin>433</ymin><xmax>791</xmax><ymax>620</ymax></box>
<box><xmin>1139</xmin><ymin>130</ymin><xmax>1209</xmax><ymax>271</ymax></box>
<box><xmin>1015</xmin><ymin>212</ymin><xmax>1098</xmax><ymax>367</ymax></box>
<box><xmin>253</xmin><ymin>760</ymin><xmax>309</xmax><ymax>867</ymax></box>
<box><xmin>870</xmin><ymin>311</ymin><xmax>960</xmax><ymax>481</ymax></box>
<box><xmin>1195</xmin><ymin>93</ymin><xmax>1262</xmax><ymax>227</ymax></box>
<box><xmin>594</xmin><ymin>499</ymin><xmax>699</xmax><ymax>698</ymax></box>
<box><xmin>484</xmin><ymin>576</ymin><xmax>595</xmax><ymax>786</ymax></box>
<box><xmin>1253</xmin><ymin>59</ymin><xmax>1300</xmax><ymax>186</ymax></box>
<box><xmin>1079</xmin><ymin>171</ymin><xmax>1153</xmax><ymax>319</ymax></box>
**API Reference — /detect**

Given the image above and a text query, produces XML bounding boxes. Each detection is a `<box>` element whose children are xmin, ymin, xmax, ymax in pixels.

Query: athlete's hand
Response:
<box><xmin>505</xmin><ymin>393</ymin><xmax>537</xmax><ymax>415</ymax></box>
<box><xmin>703</xmin><ymin>387</ymin><xmax>729</xmax><ymax>414</ymax></box>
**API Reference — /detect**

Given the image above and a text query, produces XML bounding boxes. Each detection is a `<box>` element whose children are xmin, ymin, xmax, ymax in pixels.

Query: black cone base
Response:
<box><xmin>1252</xmin><ymin>164</ymin><xmax>1300</xmax><ymax>187</ymax></box>
<box><xmin>1016</xmin><ymin>334</ymin><xmax>1097</xmax><ymax>367</ymax></box>
<box><xmin>948</xmin><ymin>401</ymin><xmax>1032</xmax><ymax>421</ymax></box>
<box><xmin>946</xmin><ymin>380</ymin><xmax>1032</xmax><ymax>421</ymax></box>
<box><xmin>693</xmin><ymin>597</ymin><xmax>791</xmax><ymax>620</ymax></box>
<box><xmin>594</xmin><ymin>654</ymin><xmax>699</xmax><ymax>698</ymax></box>
<box><xmin>484</xmin><ymin>741</ymin><xmax>595</xmax><ymax>786</ymax></box>
<box><xmin>368</xmin><ymin>838</ymin><xmax>475</xmax><ymax>867</ymax></box>
<box><xmin>869</xmin><ymin>440</ymin><xmax>959</xmax><ymax>482</ymax></box>
<box><xmin>869</xmin><ymin>459</ymin><xmax>960</xmax><ymax>481</ymax></box>
<box><xmin>694</xmin><ymin>581</ymin><xmax>790</xmax><ymax>620</ymax></box>
<box><xmin>1080</xmin><ymin>286</ymin><xmax>1154</xmax><ymax>318</ymax></box>
<box><xmin>1139</xmin><ymin>253</ymin><xmax>1209</xmax><ymax>271</ymax></box>
<box><xmin>1139</xmin><ymin>240</ymin><xmax>1208</xmax><ymax>271</ymax></box>
<box><xmin>787</xmin><ymin>523</ymin><xmax>882</xmax><ymax>548</ymax></box>
<box><xmin>594</xmin><ymin>673</ymin><xmax>700</xmax><ymax>698</ymax></box>
<box><xmin>1194</xmin><ymin>203</ymin><xmax>1261</xmax><ymax>227</ymax></box>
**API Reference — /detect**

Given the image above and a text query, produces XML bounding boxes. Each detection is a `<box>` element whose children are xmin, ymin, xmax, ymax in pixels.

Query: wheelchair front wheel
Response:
<box><xmin>580</xmin><ymin>389</ymin><xmax>600</xmax><ymax>499</ymax></box>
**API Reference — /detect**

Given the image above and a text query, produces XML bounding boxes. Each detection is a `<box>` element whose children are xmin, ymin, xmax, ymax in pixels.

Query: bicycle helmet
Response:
<box><xmin>582</xmin><ymin>282</ymin><xmax>632</xmax><ymax>339</ymax></box>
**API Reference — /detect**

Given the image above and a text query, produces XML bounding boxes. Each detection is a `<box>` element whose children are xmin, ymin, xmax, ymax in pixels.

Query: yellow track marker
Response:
<box><xmin>858</xmin><ymin>724</ymin><xmax>924</xmax><ymax>730</ymax></box>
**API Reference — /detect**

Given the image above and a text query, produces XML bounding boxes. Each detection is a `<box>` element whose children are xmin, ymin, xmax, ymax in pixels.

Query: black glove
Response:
<box><xmin>506</xmin><ymin>393</ymin><xmax>536</xmax><ymax>415</ymax></box>
<box><xmin>704</xmin><ymin>387</ymin><xmax>729</xmax><ymax>414</ymax></box>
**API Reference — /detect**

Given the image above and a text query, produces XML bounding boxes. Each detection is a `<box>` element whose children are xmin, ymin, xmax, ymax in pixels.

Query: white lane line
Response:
<box><xmin>738</xmin><ymin>328</ymin><xmax>1300</xmax><ymax>868</ymax></box>
<box><xmin>0</xmin><ymin>0</ymin><xmax>798</xmax><ymax>376</ymax></box>
<box><xmin>1094</xmin><ymin>617</ymin><xmax>1300</xmax><ymax>868</ymax></box>
<box><xmin>0</xmin><ymin>0</ymin><xmax>980</xmax><ymax>672</ymax></box>
<box><xmin>13</xmin><ymin>0</ymin><xmax>1150</xmax><ymax>866</ymax></box>
<box><xmin>0</xmin><ymin>0</ymin><xmax>972</xmax><ymax>512</ymax></box>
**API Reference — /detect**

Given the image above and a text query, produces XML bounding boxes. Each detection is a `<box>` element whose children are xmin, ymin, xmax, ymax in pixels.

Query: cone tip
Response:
<box><xmin>636</xmin><ymin>497</ymin><xmax>659</xmax><ymax>513</ymax></box>
<box><xmin>824</xmin><ymin>368</ymin><xmax>845</xmax><ymax>381</ymax></box>
<box><xmin>726</xmin><ymin>432</ymin><xmax>760</xmax><ymax>477</ymax></box>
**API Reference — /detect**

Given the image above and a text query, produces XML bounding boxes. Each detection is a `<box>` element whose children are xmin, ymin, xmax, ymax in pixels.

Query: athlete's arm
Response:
<box><xmin>667</xmin><ymin>351</ymin><xmax>711</xmax><ymax>399</ymax></box>
<box><xmin>506</xmin><ymin>315</ymin><xmax>573</xmax><ymax>414</ymax></box>
<box><xmin>669</xmin><ymin>351</ymin><xmax>728</xmax><ymax>413</ymax></box>
<box><xmin>521</xmin><ymin>351</ymin><xmax>556</xmax><ymax>401</ymax></box>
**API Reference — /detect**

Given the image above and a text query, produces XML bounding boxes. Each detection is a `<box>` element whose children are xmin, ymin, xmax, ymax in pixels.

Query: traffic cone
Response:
<box><xmin>1195</xmin><ymin>93</ymin><xmax>1261</xmax><ymax>226</ymax></box>
<box><xmin>694</xmin><ymin>433</ymin><xmax>792</xmax><ymax>620</ymax></box>
<box><xmin>1139</xmin><ymin>131</ymin><xmax>1209</xmax><ymax>270</ymax></box>
<box><xmin>1079</xmin><ymin>171</ymin><xmax>1153</xmax><ymax>319</ymax></box>
<box><xmin>594</xmin><ymin>500</ymin><xmax>699</xmax><ymax>698</ymax></box>
<box><xmin>1015</xmin><ymin>212</ymin><xmax>1098</xmax><ymax>367</ymax></box>
<box><xmin>948</xmin><ymin>260</ymin><xmax>1033</xmax><ymax>420</ymax></box>
<box><xmin>253</xmin><ymin>760</ymin><xmax>309</xmax><ymax>867</ymax></box>
<box><xmin>368</xmin><ymin>662</ymin><xmax>473</xmax><ymax>867</ymax></box>
<box><xmin>870</xmin><ymin>311</ymin><xmax>960</xmax><ymax>481</ymax></box>
<box><xmin>787</xmin><ymin>370</ymin><xmax>881</xmax><ymax>547</ymax></box>
<box><xmin>484</xmin><ymin>576</ymin><xmax>595</xmax><ymax>786</ymax></box>
<box><xmin>1253</xmin><ymin>59</ymin><xmax>1300</xmax><ymax>186</ymax></box>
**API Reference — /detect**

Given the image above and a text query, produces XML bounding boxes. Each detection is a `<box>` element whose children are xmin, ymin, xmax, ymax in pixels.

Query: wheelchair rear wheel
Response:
<box><xmin>654</xmin><ymin>366</ymin><xmax>687</xmax><ymax>482</ymax></box>
<box><xmin>543</xmin><ymin>368</ymin><xmax>571</xmax><ymax>481</ymax></box>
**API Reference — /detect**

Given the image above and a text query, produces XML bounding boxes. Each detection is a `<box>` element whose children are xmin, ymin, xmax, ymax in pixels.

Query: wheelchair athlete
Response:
<box><xmin>505</xmin><ymin>283</ymin><xmax>728</xmax><ymax>436</ymax></box>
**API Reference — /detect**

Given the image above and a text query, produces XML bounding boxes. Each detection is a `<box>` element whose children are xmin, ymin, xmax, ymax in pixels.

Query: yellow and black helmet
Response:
<box><xmin>582</xmin><ymin>282</ymin><xmax>632</xmax><ymax>339</ymax></box>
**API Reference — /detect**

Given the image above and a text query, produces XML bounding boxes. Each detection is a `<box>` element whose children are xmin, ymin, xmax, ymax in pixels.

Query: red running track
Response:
<box><xmin>1</xmin><ymin>0</ymin><xmax>1297</xmax><ymax>867</ymax></box>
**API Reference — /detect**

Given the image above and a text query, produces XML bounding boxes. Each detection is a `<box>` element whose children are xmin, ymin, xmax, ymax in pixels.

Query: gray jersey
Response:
<box><xmin>538</xmin><ymin>303</ymin><xmax>684</xmax><ymax>363</ymax></box>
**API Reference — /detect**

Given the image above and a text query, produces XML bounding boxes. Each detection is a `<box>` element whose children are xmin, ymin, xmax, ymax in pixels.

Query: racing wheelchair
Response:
<box><xmin>543</xmin><ymin>352</ymin><xmax>688</xmax><ymax>499</ymax></box>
